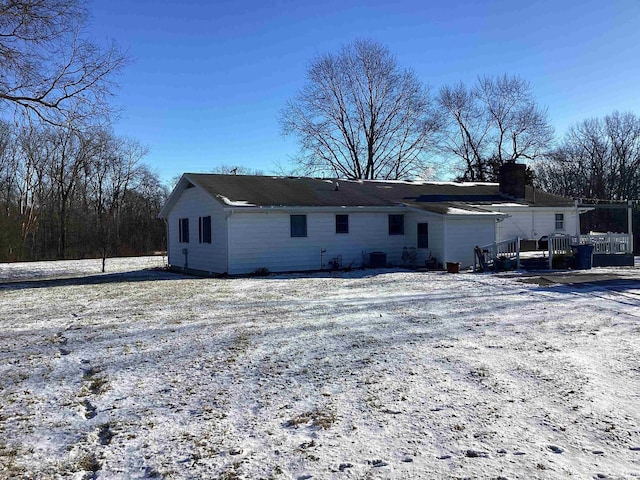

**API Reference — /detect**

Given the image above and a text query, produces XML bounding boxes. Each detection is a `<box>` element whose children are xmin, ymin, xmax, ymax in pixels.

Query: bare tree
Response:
<box><xmin>281</xmin><ymin>39</ymin><xmax>440</xmax><ymax>180</ymax></box>
<box><xmin>534</xmin><ymin>147</ymin><xmax>582</xmax><ymax>198</ymax></box>
<box><xmin>0</xmin><ymin>120</ymin><xmax>163</xmax><ymax>261</ymax></box>
<box><xmin>15</xmin><ymin>124</ymin><xmax>51</xmax><ymax>251</ymax></box>
<box><xmin>438</xmin><ymin>82</ymin><xmax>489</xmax><ymax>180</ymax></box>
<box><xmin>0</xmin><ymin>121</ymin><xmax>15</xmax><ymax>202</ymax></box>
<box><xmin>0</xmin><ymin>121</ymin><xmax>21</xmax><ymax>258</ymax></box>
<box><xmin>534</xmin><ymin>111</ymin><xmax>640</xmax><ymax>239</ymax></box>
<box><xmin>439</xmin><ymin>74</ymin><xmax>553</xmax><ymax>181</ymax></box>
<box><xmin>535</xmin><ymin>111</ymin><xmax>640</xmax><ymax>201</ymax></box>
<box><xmin>85</xmin><ymin>132</ymin><xmax>147</xmax><ymax>270</ymax></box>
<box><xmin>37</xmin><ymin>125</ymin><xmax>97</xmax><ymax>257</ymax></box>
<box><xmin>0</xmin><ymin>0</ymin><xmax>128</xmax><ymax>125</ymax></box>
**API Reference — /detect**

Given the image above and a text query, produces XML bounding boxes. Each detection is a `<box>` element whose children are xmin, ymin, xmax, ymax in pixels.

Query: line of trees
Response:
<box><xmin>534</xmin><ymin>111</ymin><xmax>640</xmax><ymax>201</ymax></box>
<box><xmin>0</xmin><ymin>0</ymin><xmax>166</xmax><ymax>264</ymax></box>
<box><xmin>4</xmin><ymin>16</ymin><xmax>640</xmax><ymax>263</ymax></box>
<box><xmin>0</xmin><ymin>122</ymin><xmax>167</xmax><ymax>262</ymax></box>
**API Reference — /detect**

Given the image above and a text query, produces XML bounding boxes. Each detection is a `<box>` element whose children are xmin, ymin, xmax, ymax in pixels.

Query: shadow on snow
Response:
<box><xmin>0</xmin><ymin>268</ymin><xmax>194</xmax><ymax>291</ymax></box>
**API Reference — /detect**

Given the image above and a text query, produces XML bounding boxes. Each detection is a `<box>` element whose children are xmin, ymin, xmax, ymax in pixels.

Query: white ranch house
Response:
<box><xmin>159</xmin><ymin>164</ymin><xmax>591</xmax><ymax>275</ymax></box>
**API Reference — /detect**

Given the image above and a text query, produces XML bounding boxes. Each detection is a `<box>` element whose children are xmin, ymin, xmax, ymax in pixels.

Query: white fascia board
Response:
<box><xmin>405</xmin><ymin>205</ymin><xmax>507</xmax><ymax>218</ymax></box>
<box><xmin>182</xmin><ymin>173</ymin><xmax>231</xmax><ymax>208</ymax></box>
<box><xmin>159</xmin><ymin>173</ymin><xmax>233</xmax><ymax>218</ymax></box>
<box><xmin>480</xmin><ymin>205</ymin><xmax>578</xmax><ymax>213</ymax></box>
<box><xmin>158</xmin><ymin>174</ymin><xmax>189</xmax><ymax>218</ymax></box>
<box><xmin>221</xmin><ymin>205</ymin><xmax>409</xmax><ymax>213</ymax></box>
<box><xmin>446</xmin><ymin>207</ymin><xmax>507</xmax><ymax>216</ymax></box>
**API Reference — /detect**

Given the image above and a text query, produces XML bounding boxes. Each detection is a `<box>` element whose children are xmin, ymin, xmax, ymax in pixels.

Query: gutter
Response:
<box><xmin>220</xmin><ymin>205</ymin><xmax>409</xmax><ymax>213</ymax></box>
<box><xmin>163</xmin><ymin>218</ymin><xmax>169</xmax><ymax>267</ymax></box>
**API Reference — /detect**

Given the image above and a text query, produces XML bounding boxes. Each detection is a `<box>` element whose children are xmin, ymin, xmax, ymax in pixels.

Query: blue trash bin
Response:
<box><xmin>571</xmin><ymin>244</ymin><xmax>594</xmax><ymax>270</ymax></box>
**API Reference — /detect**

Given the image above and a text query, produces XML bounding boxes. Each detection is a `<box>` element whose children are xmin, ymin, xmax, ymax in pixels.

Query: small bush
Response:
<box><xmin>251</xmin><ymin>267</ymin><xmax>270</xmax><ymax>276</ymax></box>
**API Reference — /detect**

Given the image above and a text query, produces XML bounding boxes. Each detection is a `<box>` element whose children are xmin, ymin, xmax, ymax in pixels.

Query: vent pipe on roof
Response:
<box><xmin>334</xmin><ymin>181</ymin><xmax>340</xmax><ymax>191</ymax></box>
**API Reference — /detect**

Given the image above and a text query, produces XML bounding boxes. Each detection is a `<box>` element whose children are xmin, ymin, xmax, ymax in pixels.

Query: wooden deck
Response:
<box><xmin>476</xmin><ymin>234</ymin><xmax>634</xmax><ymax>271</ymax></box>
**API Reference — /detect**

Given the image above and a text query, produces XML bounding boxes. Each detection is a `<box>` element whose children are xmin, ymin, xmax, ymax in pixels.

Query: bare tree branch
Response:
<box><xmin>280</xmin><ymin>39</ymin><xmax>440</xmax><ymax>180</ymax></box>
<box><xmin>0</xmin><ymin>0</ymin><xmax>129</xmax><ymax>126</ymax></box>
<box><xmin>439</xmin><ymin>74</ymin><xmax>553</xmax><ymax>181</ymax></box>
<box><xmin>534</xmin><ymin>111</ymin><xmax>640</xmax><ymax>201</ymax></box>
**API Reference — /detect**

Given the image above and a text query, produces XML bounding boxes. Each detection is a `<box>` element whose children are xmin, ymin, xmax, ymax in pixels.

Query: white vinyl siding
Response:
<box><xmin>491</xmin><ymin>207</ymin><xmax>579</xmax><ymax>241</ymax></box>
<box><xmin>443</xmin><ymin>216</ymin><xmax>496</xmax><ymax>267</ymax></box>
<box><xmin>166</xmin><ymin>186</ymin><xmax>228</xmax><ymax>273</ymax></box>
<box><xmin>228</xmin><ymin>210</ymin><xmax>434</xmax><ymax>274</ymax></box>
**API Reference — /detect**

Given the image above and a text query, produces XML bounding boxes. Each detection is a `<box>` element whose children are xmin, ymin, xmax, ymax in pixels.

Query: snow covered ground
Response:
<box><xmin>1</xmin><ymin>258</ymin><xmax>639</xmax><ymax>479</ymax></box>
<box><xmin>0</xmin><ymin>256</ymin><xmax>166</xmax><ymax>282</ymax></box>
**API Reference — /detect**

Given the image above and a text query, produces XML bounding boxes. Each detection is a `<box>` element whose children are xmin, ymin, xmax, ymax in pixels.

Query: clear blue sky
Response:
<box><xmin>90</xmin><ymin>0</ymin><xmax>640</xmax><ymax>184</ymax></box>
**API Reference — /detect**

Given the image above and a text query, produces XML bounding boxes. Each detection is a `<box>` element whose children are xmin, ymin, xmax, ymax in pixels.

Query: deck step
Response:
<box><xmin>519</xmin><ymin>257</ymin><xmax>549</xmax><ymax>270</ymax></box>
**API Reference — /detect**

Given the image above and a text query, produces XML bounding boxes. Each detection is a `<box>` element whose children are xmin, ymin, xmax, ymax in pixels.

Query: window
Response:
<box><xmin>179</xmin><ymin>218</ymin><xmax>189</xmax><ymax>243</ymax></box>
<box><xmin>417</xmin><ymin>223</ymin><xmax>429</xmax><ymax>248</ymax></box>
<box><xmin>199</xmin><ymin>216</ymin><xmax>212</xmax><ymax>243</ymax></box>
<box><xmin>290</xmin><ymin>215</ymin><xmax>307</xmax><ymax>237</ymax></box>
<box><xmin>388</xmin><ymin>214</ymin><xmax>404</xmax><ymax>235</ymax></box>
<box><xmin>335</xmin><ymin>214</ymin><xmax>349</xmax><ymax>234</ymax></box>
<box><xmin>555</xmin><ymin>213</ymin><xmax>564</xmax><ymax>230</ymax></box>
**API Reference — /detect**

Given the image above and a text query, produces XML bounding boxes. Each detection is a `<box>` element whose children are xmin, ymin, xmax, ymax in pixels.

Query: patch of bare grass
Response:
<box><xmin>284</xmin><ymin>409</ymin><xmax>336</xmax><ymax>430</ymax></box>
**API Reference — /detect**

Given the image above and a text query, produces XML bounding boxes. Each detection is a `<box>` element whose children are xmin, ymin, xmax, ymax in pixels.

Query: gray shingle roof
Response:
<box><xmin>184</xmin><ymin>174</ymin><xmax>574</xmax><ymax>209</ymax></box>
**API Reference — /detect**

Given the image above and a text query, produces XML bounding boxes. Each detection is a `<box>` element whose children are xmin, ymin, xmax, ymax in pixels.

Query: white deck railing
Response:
<box><xmin>580</xmin><ymin>233</ymin><xmax>633</xmax><ymax>254</ymax></box>
<box><xmin>548</xmin><ymin>234</ymin><xmax>576</xmax><ymax>269</ymax></box>
<box><xmin>477</xmin><ymin>233</ymin><xmax>633</xmax><ymax>272</ymax></box>
<box><xmin>548</xmin><ymin>233</ymin><xmax>633</xmax><ymax>269</ymax></box>
<box><xmin>475</xmin><ymin>237</ymin><xmax>520</xmax><ymax>271</ymax></box>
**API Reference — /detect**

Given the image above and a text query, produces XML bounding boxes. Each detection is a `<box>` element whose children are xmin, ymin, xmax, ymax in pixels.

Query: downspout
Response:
<box><xmin>495</xmin><ymin>212</ymin><xmax>502</xmax><ymax>242</ymax></box>
<box><xmin>163</xmin><ymin>218</ymin><xmax>169</xmax><ymax>268</ymax></box>
<box><xmin>226</xmin><ymin>210</ymin><xmax>233</xmax><ymax>274</ymax></box>
<box><xmin>575</xmin><ymin>199</ymin><xmax>580</xmax><ymax>238</ymax></box>
<box><xmin>182</xmin><ymin>247</ymin><xmax>188</xmax><ymax>273</ymax></box>
<box><xmin>442</xmin><ymin>216</ymin><xmax>448</xmax><ymax>264</ymax></box>
<box><xmin>629</xmin><ymin>200</ymin><xmax>634</xmax><ymax>254</ymax></box>
<box><xmin>531</xmin><ymin>210</ymin><xmax>535</xmax><ymax>239</ymax></box>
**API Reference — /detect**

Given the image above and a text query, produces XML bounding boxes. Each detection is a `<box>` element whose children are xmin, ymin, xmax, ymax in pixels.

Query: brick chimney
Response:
<box><xmin>498</xmin><ymin>162</ymin><xmax>526</xmax><ymax>199</ymax></box>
